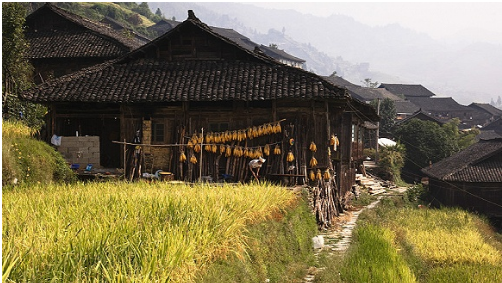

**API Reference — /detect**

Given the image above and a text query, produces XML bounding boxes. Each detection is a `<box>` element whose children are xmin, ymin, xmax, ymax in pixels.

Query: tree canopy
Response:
<box><xmin>2</xmin><ymin>2</ymin><xmax>46</xmax><ymax>129</ymax></box>
<box><xmin>371</xmin><ymin>98</ymin><xmax>396</xmax><ymax>136</ymax></box>
<box><xmin>393</xmin><ymin>118</ymin><xmax>479</xmax><ymax>175</ymax></box>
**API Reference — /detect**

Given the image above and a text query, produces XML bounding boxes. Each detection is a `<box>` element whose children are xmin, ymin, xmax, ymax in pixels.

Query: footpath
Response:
<box><xmin>304</xmin><ymin>172</ymin><xmax>408</xmax><ymax>283</ymax></box>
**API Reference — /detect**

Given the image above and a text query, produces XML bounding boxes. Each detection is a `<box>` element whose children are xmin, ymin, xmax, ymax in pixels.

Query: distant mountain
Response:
<box><xmin>150</xmin><ymin>2</ymin><xmax>501</xmax><ymax>105</ymax></box>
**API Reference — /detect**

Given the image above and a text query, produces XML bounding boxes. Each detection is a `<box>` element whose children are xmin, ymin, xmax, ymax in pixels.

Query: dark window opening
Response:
<box><xmin>153</xmin><ymin>123</ymin><xmax>165</xmax><ymax>143</ymax></box>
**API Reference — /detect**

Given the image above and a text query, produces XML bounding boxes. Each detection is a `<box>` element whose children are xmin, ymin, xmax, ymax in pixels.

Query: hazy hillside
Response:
<box><xmin>150</xmin><ymin>2</ymin><xmax>502</xmax><ymax>105</ymax></box>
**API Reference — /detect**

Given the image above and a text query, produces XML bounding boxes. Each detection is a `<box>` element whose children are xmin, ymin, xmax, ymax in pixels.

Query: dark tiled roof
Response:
<box><xmin>407</xmin><ymin>97</ymin><xmax>470</xmax><ymax>112</ymax></box>
<box><xmin>379</xmin><ymin>83</ymin><xmax>436</xmax><ymax>98</ymax></box>
<box><xmin>323</xmin><ymin>75</ymin><xmax>358</xmax><ymax>88</ymax></box>
<box><xmin>25</xmin><ymin>3</ymin><xmax>142</xmax><ymax>59</ymax></box>
<box><xmin>395</xmin><ymin>100</ymin><xmax>420</xmax><ymax>114</ymax></box>
<box><xmin>260</xmin><ymin>45</ymin><xmax>305</xmax><ymax>63</ymax></box>
<box><xmin>145</xmin><ymin>18</ymin><xmax>305</xmax><ymax>65</ymax></box>
<box><xmin>323</xmin><ymin>76</ymin><xmax>402</xmax><ymax>102</ymax></box>
<box><xmin>22</xmin><ymin>59</ymin><xmax>346</xmax><ymax>103</ymax></box>
<box><xmin>422</xmin><ymin>138</ymin><xmax>502</xmax><ymax>182</ymax></box>
<box><xmin>483</xmin><ymin>118</ymin><xmax>502</xmax><ymax>134</ymax></box>
<box><xmin>469</xmin><ymin>103</ymin><xmax>502</xmax><ymax>117</ymax></box>
<box><xmin>348</xmin><ymin>87</ymin><xmax>402</xmax><ymax>102</ymax></box>
<box><xmin>396</xmin><ymin>110</ymin><xmax>444</xmax><ymax>125</ymax></box>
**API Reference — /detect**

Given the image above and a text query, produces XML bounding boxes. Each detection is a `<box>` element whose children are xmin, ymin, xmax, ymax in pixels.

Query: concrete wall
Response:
<box><xmin>57</xmin><ymin>136</ymin><xmax>100</xmax><ymax>168</ymax></box>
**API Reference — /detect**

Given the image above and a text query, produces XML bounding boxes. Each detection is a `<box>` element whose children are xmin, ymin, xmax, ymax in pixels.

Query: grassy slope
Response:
<box><xmin>2</xmin><ymin>120</ymin><xmax>76</xmax><ymax>187</ymax></box>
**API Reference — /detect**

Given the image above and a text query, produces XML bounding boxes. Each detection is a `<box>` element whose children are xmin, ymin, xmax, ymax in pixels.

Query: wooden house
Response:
<box><xmin>22</xmin><ymin>11</ymin><xmax>378</xmax><ymax>198</ymax></box>
<box><xmin>147</xmin><ymin>18</ymin><xmax>306</xmax><ymax>69</ymax></box>
<box><xmin>422</xmin><ymin>138</ymin><xmax>502</xmax><ymax>220</ymax></box>
<box><xmin>25</xmin><ymin>3</ymin><xmax>143</xmax><ymax>84</ymax></box>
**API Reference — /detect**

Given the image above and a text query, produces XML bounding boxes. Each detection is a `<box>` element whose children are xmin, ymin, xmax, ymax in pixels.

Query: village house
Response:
<box><xmin>421</xmin><ymin>138</ymin><xmax>502</xmax><ymax>220</ymax></box>
<box><xmin>378</xmin><ymin>83</ymin><xmax>486</xmax><ymax>129</ymax></box>
<box><xmin>25</xmin><ymin>3</ymin><xmax>143</xmax><ymax>84</ymax></box>
<box><xmin>22</xmin><ymin>10</ymin><xmax>378</xmax><ymax>209</ymax></box>
<box><xmin>147</xmin><ymin>18</ymin><xmax>306</xmax><ymax>69</ymax></box>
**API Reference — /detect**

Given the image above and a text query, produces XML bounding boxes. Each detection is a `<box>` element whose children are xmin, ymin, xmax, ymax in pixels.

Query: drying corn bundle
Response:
<box><xmin>187</xmin><ymin>139</ymin><xmax>194</xmax><ymax>149</ymax></box>
<box><xmin>287</xmin><ymin>151</ymin><xmax>295</xmax><ymax>162</ymax></box>
<box><xmin>330</xmin><ymin>134</ymin><xmax>340</xmax><ymax>151</ymax></box>
<box><xmin>219</xmin><ymin>144</ymin><xmax>226</xmax><ymax>155</ymax></box>
<box><xmin>194</xmin><ymin>143</ymin><xmax>201</xmax><ymax>153</ymax></box>
<box><xmin>190</xmin><ymin>155</ymin><xmax>197</xmax><ymax>164</ymax></box>
<box><xmin>274</xmin><ymin>145</ymin><xmax>281</xmax><ymax>155</ymax></box>
<box><xmin>309</xmin><ymin>141</ymin><xmax>317</xmax><ymax>152</ymax></box>
<box><xmin>225</xmin><ymin>145</ymin><xmax>232</xmax><ymax>157</ymax></box>
<box><xmin>316</xmin><ymin>169</ymin><xmax>322</xmax><ymax>180</ymax></box>
<box><xmin>179</xmin><ymin>151</ymin><xmax>187</xmax><ymax>163</ymax></box>
<box><xmin>309</xmin><ymin>170</ymin><xmax>316</xmax><ymax>181</ymax></box>
<box><xmin>310</xmin><ymin>156</ymin><xmax>318</xmax><ymax>167</ymax></box>
<box><xmin>204</xmin><ymin>144</ymin><xmax>211</xmax><ymax>152</ymax></box>
<box><xmin>263</xmin><ymin>144</ymin><xmax>270</xmax><ymax>156</ymax></box>
<box><xmin>323</xmin><ymin>169</ymin><xmax>331</xmax><ymax>181</ymax></box>
<box><xmin>273</xmin><ymin>122</ymin><xmax>282</xmax><ymax>133</ymax></box>
<box><xmin>211</xmin><ymin>144</ymin><xmax>217</xmax><ymax>153</ymax></box>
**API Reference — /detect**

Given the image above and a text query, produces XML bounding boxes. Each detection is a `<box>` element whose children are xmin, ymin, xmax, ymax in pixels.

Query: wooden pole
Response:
<box><xmin>199</xmin><ymin>128</ymin><xmax>203</xmax><ymax>182</ymax></box>
<box><xmin>123</xmin><ymin>138</ymin><xmax>126</xmax><ymax>180</ymax></box>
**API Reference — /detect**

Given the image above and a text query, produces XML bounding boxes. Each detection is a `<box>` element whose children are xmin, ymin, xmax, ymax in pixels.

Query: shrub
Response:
<box><xmin>378</xmin><ymin>142</ymin><xmax>406</xmax><ymax>183</ymax></box>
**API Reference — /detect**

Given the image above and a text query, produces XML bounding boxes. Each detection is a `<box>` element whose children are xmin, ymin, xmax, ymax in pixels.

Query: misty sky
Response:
<box><xmin>247</xmin><ymin>2</ymin><xmax>502</xmax><ymax>45</ymax></box>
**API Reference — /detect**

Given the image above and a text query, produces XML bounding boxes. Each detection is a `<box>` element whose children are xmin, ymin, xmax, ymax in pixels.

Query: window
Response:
<box><xmin>152</xmin><ymin>123</ymin><xmax>165</xmax><ymax>143</ymax></box>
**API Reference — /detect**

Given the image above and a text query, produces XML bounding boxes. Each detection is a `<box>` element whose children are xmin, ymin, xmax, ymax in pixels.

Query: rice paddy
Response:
<box><xmin>2</xmin><ymin>181</ymin><xmax>296</xmax><ymax>282</ymax></box>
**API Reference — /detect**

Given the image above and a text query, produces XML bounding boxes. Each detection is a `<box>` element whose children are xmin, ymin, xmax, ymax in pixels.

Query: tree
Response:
<box><xmin>2</xmin><ymin>3</ymin><xmax>46</xmax><ymax>129</ymax></box>
<box><xmin>269</xmin><ymin>43</ymin><xmax>278</xmax><ymax>49</ymax></box>
<box><xmin>371</xmin><ymin>98</ymin><xmax>396</xmax><ymax>135</ymax></box>
<box><xmin>393</xmin><ymin>119</ymin><xmax>457</xmax><ymax>173</ymax></box>
<box><xmin>362</xmin><ymin>78</ymin><xmax>379</xmax><ymax>88</ymax></box>
<box><xmin>155</xmin><ymin>8</ymin><xmax>163</xmax><ymax>18</ymax></box>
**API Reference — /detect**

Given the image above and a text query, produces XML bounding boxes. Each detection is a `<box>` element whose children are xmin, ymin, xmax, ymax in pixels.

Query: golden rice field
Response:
<box><xmin>2</xmin><ymin>181</ymin><xmax>296</xmax><ymax>282</ymax></box>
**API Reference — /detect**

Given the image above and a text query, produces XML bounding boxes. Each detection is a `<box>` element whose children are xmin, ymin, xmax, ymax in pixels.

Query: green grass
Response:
<box><xmin>2</xmin><ymin>181</ymin><xmax>299</xmax><ymax>282</ymax></box>
<box><xmin>315</xmin><ymin>196</ymin><xmax>502</xmax><ymax>282</ymax></box>
<box><xmin>197</xmin><ymin>190</ymin><xmax>318</xmax><ymax>283</ymax></box>
<box><xmin>2</xmin><ymin>120</ymin><xmax>76</xmax><ymax>186</ymax></box>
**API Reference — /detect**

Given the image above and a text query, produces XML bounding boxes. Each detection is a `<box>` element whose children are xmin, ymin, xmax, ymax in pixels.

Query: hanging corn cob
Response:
<box><xmin>324</xmin><ymin>169</ymin><xmax>331</xmax><ymax>181</ymax></box>
<box><xmin>274</xmin><ymin>122</ymin><xmax>282</xmax><ymax>133</ymax></box>
<box><xmin>187</xmin><ymin>139</ymin><xmax>194</xmax><ymax>149</ymax></box>
<box><xmin>316</xmin><ymin>169</ymin><xmax>322</xmax><ymax>180</ymax></box>
<box><xmin>274</xmin><ymin>145</ymin><xmax>281</xmax><ymax>155</ymax></box>
<box><xmin>264</xmin><ymin>144</ymin><xmax>270</xmax><ymax>156</ymax></box>
<box><xmin>310</xmin><ymin>156</ymin><xmax>318</xmax><ymax>167</ymax></box>
<box><xmin>211</xmin><ymin>144</ymin><xmax>217</xmax><ymax>153</ymax></box>
<box><xmin>252</xmin><ymin>126</ymin><xmax>259</xmax><ymax>138</ymax></box>
<box><xmin>266</xmin><ymin>123</ymin><xmax>273</xmax><ymax>135</ymax></box>
<box><xmin>190</xmin><ymin>155</ymin><xmax>197</xmax><ymax>164</ymax></box>
<box><xmin>258</xmin><ymin>125</ymin><xmax>264</xmax><ymax>136</ymax></box>
<box><xmin>194</xmin><ymin>143</ymin><xmax>201</xmax><ymax>153</ymax></box>
<box><xmin>244</xmin><ymin>147</ymin><xmax>250</xmax><ymax>158</ymax></box>
<box><xmin>330</xmin><ymin>134</ymin><xmax>340</xmax><ymax>151</ymax></box>
<box><xmin>205</xmin><ymin>133</ymin><xmax>213</xmax><ymax>144</ymax></box>
<box><xmin>220</xmin><ymin>144</ymin><xmax>226</xmax><ymax>155</ymax></box>
<box><xmin>309</xmin><ymin>141</ymin><xmax>317</xmax><ymax>152</ymax></box>
<box><xmin>204</xmin><ymin>144</ymin><xmax>211</xmax><ymax>152</ymax></box>
<box><xmin>232</xmin><ymin>131</ymin><xmax>238</xmax><ymax>141</ymax></box>
<box><xmin>247</xmin><ymin>127</ymin><xmax>253</xmax><ymax>139</ymax></box>
<box><xmin>287</xmin><ymin>151</ymin><xmax>295</xmax><ymax>162</ymax></box>
<box><xmin>198</xmin><ymin>134</ymin><xmax>203</xmax><ymax>144</ymax></box>
<box><xmin>225</xmin><ymin>145</ymin><xmax>232</xmax><ymax>157</ymax></box>
<box><xmin>179</xmin><ymin>151</ymin><xmax>187</xmax><ymax>163</ymax></box>
<box><xmin>309</xmin><ymin>170</ymin><xmax>316</xmax><ymax>181</ymax></box>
